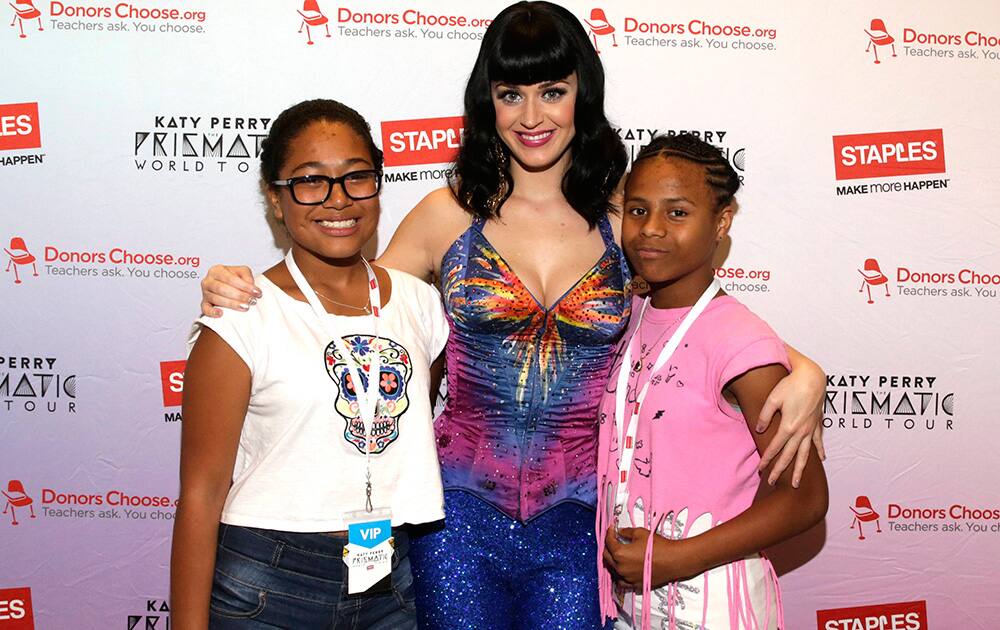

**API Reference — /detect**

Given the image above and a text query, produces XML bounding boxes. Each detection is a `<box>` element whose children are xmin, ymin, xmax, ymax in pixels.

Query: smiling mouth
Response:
<box><xmin>317</xmin><ymin>218</ymin><xmax>358</xmax><ymax>229</ymax></box>
<box><xmin>515</xmin><ymin>130</ymin><xmax>555</xmax><ymax>146</ymax></box>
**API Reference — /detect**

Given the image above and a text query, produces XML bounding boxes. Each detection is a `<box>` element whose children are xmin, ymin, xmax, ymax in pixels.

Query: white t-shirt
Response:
<box><xmin>188</xmin><ymin>267</ymin><xmax>449</xmax><ymax>532</ymax></box>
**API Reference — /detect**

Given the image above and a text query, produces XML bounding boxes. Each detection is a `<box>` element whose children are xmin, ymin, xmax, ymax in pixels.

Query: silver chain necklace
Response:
<box><xmin>312</xmin><ymin>288</ymin><xmax>372</xmax><ymax>314</ymax></box>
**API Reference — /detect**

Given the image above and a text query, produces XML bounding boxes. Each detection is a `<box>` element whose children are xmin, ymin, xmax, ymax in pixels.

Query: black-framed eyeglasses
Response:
<box><xmin>272</xmin><ymin>170</ymin><xmax>383</xmax><ymax>205</ymax></box>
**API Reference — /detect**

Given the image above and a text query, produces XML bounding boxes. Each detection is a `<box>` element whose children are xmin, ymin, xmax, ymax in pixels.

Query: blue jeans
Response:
<box><xmin>208</xmin><ymin>524</ymin><xmax>417</xmax><ymax>629</ymax></box>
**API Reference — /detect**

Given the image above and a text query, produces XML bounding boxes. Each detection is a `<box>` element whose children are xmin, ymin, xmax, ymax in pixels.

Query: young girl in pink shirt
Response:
<box><xmin>597</xmin><ymin>134</ymin><xmax>828</xmax><ymax>629</ymax></box>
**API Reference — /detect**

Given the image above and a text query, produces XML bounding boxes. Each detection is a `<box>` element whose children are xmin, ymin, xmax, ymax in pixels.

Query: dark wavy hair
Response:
<box><xmin>632</xmin><ymin>133</ymin><xmax>741</xmax><ymax>210</ymax></box>
<box><xmin>259</xmin><ymin>99</ymin><xmax>383</xmax><ymax>189</ymax></box>
<box><xmin>453</xmin><ymin>1</ymin><xmax>626</xmax><ymax>227</ymax></box>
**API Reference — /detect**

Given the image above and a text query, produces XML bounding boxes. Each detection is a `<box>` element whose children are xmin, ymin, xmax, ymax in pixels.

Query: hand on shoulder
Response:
<box><xmin>200</xmin><ymin>264</ymin><xmax>260</xmax><ymax>317</ymax></box>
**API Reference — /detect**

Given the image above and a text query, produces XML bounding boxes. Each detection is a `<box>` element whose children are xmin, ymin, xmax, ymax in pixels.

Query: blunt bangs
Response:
<box><xmin>453</xmin><ymin>2</ymin><xmax>626</xmax><ymax>227</ymax></box>
<box><xmin>487</xmin><ymin>13</ymin><xmax>577</xmax><ymax>85</ymax></box>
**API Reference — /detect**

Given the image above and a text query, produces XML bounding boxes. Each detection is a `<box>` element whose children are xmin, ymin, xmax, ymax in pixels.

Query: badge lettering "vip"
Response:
<box><xmin>360</xmin><ymin>526</ymin><xmax>383</xmax><ymax>541</ymax></box>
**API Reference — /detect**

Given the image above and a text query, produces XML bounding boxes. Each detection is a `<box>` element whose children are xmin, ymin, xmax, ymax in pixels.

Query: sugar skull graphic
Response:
<box><xmin>325</xmin><ymin>335</ymin><xmax>413</xmax><ymax>454</ymax></box>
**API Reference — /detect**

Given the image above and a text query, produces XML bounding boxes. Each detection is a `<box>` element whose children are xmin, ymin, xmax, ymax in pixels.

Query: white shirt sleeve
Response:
<box><xmin>187</xmin><ymin>296</ymin><xmax>265</xmax><ymax>374</ymax></box>
<box><xmin>418</xmin><ymin>281</ymin><xmax>450</xmax><ymax>360</ymax></box>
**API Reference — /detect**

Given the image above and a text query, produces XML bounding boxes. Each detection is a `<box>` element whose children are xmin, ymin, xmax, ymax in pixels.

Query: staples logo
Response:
<box><xmin>833</xmin><ymin>129</ymin><xmax>945</xmax><ymax>181</ymax></box>
<box><xmin>0</xmin><ymin>587</ymin><xmax>34</xmax><ymax>630</ymax></box>
<box><xmin>817</xmin><ymin>600</ymin><xmax>927</xmax><ymax>630</ymax></box>
<box><xmin>380</xmin><ymin>116</ymin><xmax>464</xmax><ymax>167</ymax></box>
<box><xmin>0</xmin><ymin>103</ymin><xmax>41</xmax><ymax>152</ymax></box>
<box><xmin>160</xmin><ymin>360</ymin><xmax>185</xmax><ymax>407</ymax></box>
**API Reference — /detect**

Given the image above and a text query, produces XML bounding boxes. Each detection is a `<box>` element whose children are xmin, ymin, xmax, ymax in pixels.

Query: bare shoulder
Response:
<box><xmin>380</xmin><ymin>187</ymin><xmax>471</xmax><ymax>279</ymax></box>
<box><xmin>409</xmin><ymin>187</ymin><xmax>470</xmax><ymax>230</ymax></box>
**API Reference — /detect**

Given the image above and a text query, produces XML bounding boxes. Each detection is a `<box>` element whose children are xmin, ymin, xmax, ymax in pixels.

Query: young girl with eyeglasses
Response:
<box><xmin>170</xmin><ymin>99</ymin><xmax>448</xmax><ymax>629</ymax></box>
<box><xmin>597</xmin><ymin>134</ymin><xmax>829</xmax><ymax>630</ymax></box>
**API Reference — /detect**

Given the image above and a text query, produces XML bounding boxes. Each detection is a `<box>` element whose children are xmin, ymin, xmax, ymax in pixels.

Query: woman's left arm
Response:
<box><xmin>755</xmin><ymin>344</ymin><xmax>826</xmax><ymax>487</ymax></box>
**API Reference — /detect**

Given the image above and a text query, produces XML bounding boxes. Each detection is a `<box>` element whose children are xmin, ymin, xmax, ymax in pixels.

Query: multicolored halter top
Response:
<box><xmin>435</xmin><ymin>213</ymin><xmax>632</xmax><ymax>521</ymax></box>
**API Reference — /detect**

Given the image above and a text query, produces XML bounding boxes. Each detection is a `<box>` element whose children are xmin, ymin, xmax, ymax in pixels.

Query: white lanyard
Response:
<box><xmin>285</xmin><ymin>250</ymin><xmax>383</xmax><ymax>511</ymax></box>
<box><xmin>613</xmin><ymin>279</ymin><xmax>720</xmax><ymax>515</ymax></box>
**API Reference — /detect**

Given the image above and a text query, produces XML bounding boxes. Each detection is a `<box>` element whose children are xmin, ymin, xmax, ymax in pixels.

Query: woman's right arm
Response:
<box><xmin>170</xmin><ymin>329</ymin><xmax>250</xmax><ymax>629</ymax></box>
<box><xmin>199</xmin><ymin>188</ymin><xmax>462</xmax><ymax>316</ymax></box>
<box><xmin>374</xmin><ymin>188</ymin><xmax>456</xmax><ymax>282</ymax></box>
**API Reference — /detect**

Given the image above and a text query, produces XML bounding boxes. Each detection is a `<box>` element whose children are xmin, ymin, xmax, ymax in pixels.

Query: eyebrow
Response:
<box><xmin>289</xmin><ymin>157</ymin><xmax>371</xmax><ymax>173</ymax></box>
<box><xmin>625</xmin><ymin>195</ymin><xmax>694</xmax><ymax>204</ymax></box>
<box><xmin>492</xmin><ymin>78</ymin><xmax>570</xmax><ymax>90</ymax></box>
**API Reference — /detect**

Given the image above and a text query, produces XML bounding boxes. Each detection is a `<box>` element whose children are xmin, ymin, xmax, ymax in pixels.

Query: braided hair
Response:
<box><xmin>631</xmin><ymin>133</ymin><xmax>739</xmax><ymax>209</ymax></box>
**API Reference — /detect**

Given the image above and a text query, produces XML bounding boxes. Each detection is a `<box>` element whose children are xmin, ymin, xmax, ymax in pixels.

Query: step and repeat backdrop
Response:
<box><xmin>3</xmin><ymin>0</ymin><xmax>999</xmax><ymax>627</ymax></box>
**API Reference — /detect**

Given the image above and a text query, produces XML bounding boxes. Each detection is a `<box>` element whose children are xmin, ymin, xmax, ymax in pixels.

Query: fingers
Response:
<box><xmin>200</xmin><ymin>300</ymin><xmax>222</xmax><ymax>318</ymax></box>
<box><xmin>603</xmin><ymin>528</ymin><xmax>620</xmax><ymax>573</ymax></box>
<box><xmin>603</xmin><ymin>546</ymin><xmax>636</xmax><ymax>589</ymax></box>
<box><xmin>602</xmin><ymin>547</ymin><xmax>617</xmax><ymax>573</ymax></box>
<box><xmin>812</xmin><ymin>424</ymin><xmax>827</xmax><ymax>461</ymax></box>
<box><xmin>766</xmin><ymin>433</ymin><xmax>801</xmax><ymax>486</ymax></box>
<box><xmin>201</xmin><ymin>265</ymin><xmax>259</xmax><ymax>314</ymax></box>
<box><xmin>201</xmin><ymin>284</ymin><xmax>253</xmax><ymax>312</ymax></box>
<box><xmin>756</xmin><ymin>394</ymin><xmax>779</xmax><ymax>433</ymax></box>
<box><xmin>790</xmin><ymin>435</ymin><xmax>812</xmax><ymax>488</ymax></box>
<box><xmin>230</xmin><ymin>265</ymin><xmax>257</xmax><ymax>289</ymax></box>
<box><xmin>215</xmin><ymin>265</ymin><xmax>260</xmax><ymax>298</ymax></box>
<box><xmin>757</xmin><ymin>423</ymin><xmax>788</xmax><ymax>473</ymax></box>
<box><xmin>604</xmin><ymin>526</ymin><xmax>620</xmax><ymax>553</ymax></box>
<box><xmin>616</xmin><ymin>527</ymin><xmax>636</xmax><ymax>542</ymax></box>
<box><xmin>603</xmin><ymin>527</ymin><xmax>648</xmax><ymax>589</ymax></box>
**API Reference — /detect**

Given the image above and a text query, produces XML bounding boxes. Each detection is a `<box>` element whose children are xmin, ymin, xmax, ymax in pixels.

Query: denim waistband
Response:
<box><xmin>218</xmin><ymin>524</ymin><xmax>410</xmax><ymax>584</ymax></box>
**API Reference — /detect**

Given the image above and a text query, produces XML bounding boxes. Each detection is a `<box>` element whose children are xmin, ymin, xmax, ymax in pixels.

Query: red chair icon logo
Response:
<box><xmin>585</xmin><ymin>8</ymin><xmax>617</xmax><ymax>54</ymax></box>
<box><xmin>297</xmin><ymin>0</ymin><xmax>330</xmax><ymax>45</ymax></box>
<box><xmin>849</xmin><ymin>495</ymin><xmax>881</xmax><ymax>540</ymax></box>
<box><xmin>5</xmin><ymin>237</ymin><xmax>39</xmax><ymax>284</ymax></box>
<box><xmin>8</xmin><ymin>0</ymin><xmax>43</xmax><ymax>38</ymax></box>
<box><xmin>858</xmin><ymin>258</ymin><xmax>889</xmax><ymax>304</ymax></box>
<box><xmin>864</xmin><ymin>18</ymin><xmax>896</xmax><ymax>64</ymax></box>
<box><xmin>3</xmin><ymin>480</ymin><xmax>36</xmax><ymax>525</ymax></box>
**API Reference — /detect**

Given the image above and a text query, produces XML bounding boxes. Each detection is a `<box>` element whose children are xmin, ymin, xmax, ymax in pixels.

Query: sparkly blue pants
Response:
<box><xmin>409</xmin><ymin>490</ymin><xmax>606</xmax><ymax>629</ymax></box>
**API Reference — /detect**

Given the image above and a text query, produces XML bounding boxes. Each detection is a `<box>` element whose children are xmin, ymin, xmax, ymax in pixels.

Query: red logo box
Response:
<box><xmin>160</xmin><ymin>360</ymin><xmax>186</xmax><ymax>407</ymax></box>
<box><xmin>0</xmin><ymin>587</ymin><xmax>34</xmax><ymax>630</ymax></box>
<box><xmin>832</xmin><ymin>129</ymin><xmax>945</xmax><ymax>180</ymax></box>
<box><xmin>380</xmin><ymin>116</ymin><xmax>464</xmax><ymax>167</ymax></box>
<box><xmin>817</xmin><ymin>600</ymin><xmax>927</xmax><ymax>630</ymax></box>
<box><xmin>0</xmin><ymin>103</ymin><xmax>41</xmax><ymax>152</ymax></box>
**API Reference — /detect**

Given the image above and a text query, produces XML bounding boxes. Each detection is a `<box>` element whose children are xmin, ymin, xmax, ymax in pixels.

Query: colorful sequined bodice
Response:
<box><xmin>435</xmin><ymin>214</ymin><xmax>631</xmax><ymax>522</ymax></box>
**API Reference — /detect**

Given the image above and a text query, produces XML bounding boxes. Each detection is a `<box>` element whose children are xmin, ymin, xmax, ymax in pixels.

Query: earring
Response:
<box><xmin>491</xmin><ymin>136</ymin><xmax>508</xmax><ymax>163</ymax></box>
<box><xmin>487</xmin><ymin>137</ymin><xmax>510</xmax><ymax>213</ymax></box>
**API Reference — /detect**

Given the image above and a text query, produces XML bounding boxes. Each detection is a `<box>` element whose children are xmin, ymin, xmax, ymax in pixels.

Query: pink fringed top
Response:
<box><xmin>596</xmin><ymin>295</ymin><xmax>790</xmax><ymax>630</ymax></box>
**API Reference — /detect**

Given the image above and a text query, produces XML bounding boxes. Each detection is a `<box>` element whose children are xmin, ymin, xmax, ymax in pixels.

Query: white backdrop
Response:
<box><xmin>3</xmin><ymin>1</ymin><xmax>999</xmax><ymax>628</ymax></box>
